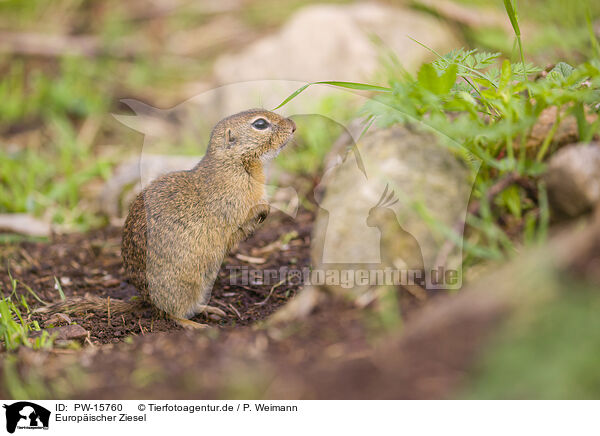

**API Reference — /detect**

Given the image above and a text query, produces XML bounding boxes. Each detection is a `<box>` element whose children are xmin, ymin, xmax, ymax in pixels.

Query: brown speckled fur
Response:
<box><xmin>38</xmin><ymin>109</ymin><xmax>295</xmax><ymax>321</ymax></box>
<box><xmin>122</xmin><ymin>109</ymin><xmax>296</xmax><ymax>319</ymax></box>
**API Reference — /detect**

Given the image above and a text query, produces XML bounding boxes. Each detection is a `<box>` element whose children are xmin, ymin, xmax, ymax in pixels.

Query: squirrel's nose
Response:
<box><xmin>289</xmin><ymin>119</ymin><xmax>296</xmax><ymax>133</ymax></box>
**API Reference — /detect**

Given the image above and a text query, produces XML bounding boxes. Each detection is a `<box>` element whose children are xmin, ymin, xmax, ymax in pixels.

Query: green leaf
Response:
<box><xmin>440</xmin><ymin>64</ymin><xmax>458</xmax><ymax>93</ymax></box>
<box><xmin>501</xmin><ymin>185</ymin><xmax>522</xmax><ymax>219</ymax></box>
<box><xmin>499</xmin><ymin>60</ymin><xmax>512</xmax><ymax>89</ymax></box>
<box><xmin>417</xmin><ymin>63</ymin><xmax>457</xmax><ymax>95</ymax></box>
<box><xmin>417</xmin><ymin>63</ymin><xmax>438</xmax><ymax>91</ymax></box>
<box><xmin>549</xmin><ymin>62</ymin><xmax>574</xmax><ymax>79</ymax></box>
<box><xmin>573</xmin><ymin>102</ymin><xmax>591</xmax><ymax>142</ymax></box>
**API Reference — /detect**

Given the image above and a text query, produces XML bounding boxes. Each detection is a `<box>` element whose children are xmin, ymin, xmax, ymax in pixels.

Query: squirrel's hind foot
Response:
<box><xmin>195</xmin><ymin>304</ymin><xmax>227</xmax><ymax>318</ymax></box>
<box><xmin>171</xmin><ymin>316</ymin><xmax>209</xmax><ymax>330</ymax></box>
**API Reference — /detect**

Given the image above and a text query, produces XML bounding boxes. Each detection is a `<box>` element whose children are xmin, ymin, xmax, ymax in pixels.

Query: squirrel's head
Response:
<box><xmin>207</xmin><ymin>109</ymin><xmax>296</xmax><ymax>164</ymax></box>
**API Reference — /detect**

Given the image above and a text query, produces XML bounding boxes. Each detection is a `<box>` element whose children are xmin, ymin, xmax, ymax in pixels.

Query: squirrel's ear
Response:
<box><xmin>225</xmin><ymin>128</ymin><xmax>236</xmax><ymax>146</ymax></box>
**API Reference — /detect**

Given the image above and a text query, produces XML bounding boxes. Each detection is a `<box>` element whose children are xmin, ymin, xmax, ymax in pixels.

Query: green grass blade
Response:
<box><xmin>273</xmin><ymin>81</ymin><xmax>390</xmax><ymax>110</ymax></box>
<box><xmin>586</xmin><ymin>5</ymin><xmax>600</xmax><ymax>58</ymax></box>
<box><xmin>407</xmin><ymin>36</ymin><xmax>498</xmax><ymax>88</ymax></box>
<box><xmin>271</xmin><ymin>83</ymin><xmax>310</xmax><ymax>110</ymax></box>
<box><xmin>312</xmin><ymin>81</ymin><xmax>391</xmax><ymax>92</ymax></box>
<box><xmin>21</xmin><ymin>282</ymin><xmax>49</xmax><ymax>306</ymax></box>
<box><xmin>407</xmin><ymin>35</ymin><xmax>444</xmax><ymax>59</ymax></box>
<box><xmin>54</xmin><ymin>276</ymin><xmax>66</xmax><ymax>301</ymax></box>
<box><xmin>503</xmin><ymin>0</ymin><xmax>529</xmax><ymax>93</ymax></box>
<box><xmin>503</xmin><ymin>0</ymin><xmax>521</xmax><ymax>37</ymax></box>
<box><xmin>358</xmin><ymin>115</ymin><xmax>376</xmax><ymax>143</ymax></box>
<box><xmin>7</xmin><ymin>268</ymin><xmax>18</xmax><ymax>299</ymax></box>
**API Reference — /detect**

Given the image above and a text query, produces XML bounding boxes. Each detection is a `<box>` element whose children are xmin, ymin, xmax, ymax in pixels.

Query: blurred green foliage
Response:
<box><xmin>0</xmin><ymin>271</ymin><xmax>54</xmax><ymax>352</ymax></box>
<box><xmin>453</xmin><ymin>0</ymin><xmax>600</xmax><ymax>62</ymax></box>
<box><xmin>0</xmin><ymin>0</ymin><xmax>599</xmax><ymax>237</ymax></box>
<box><xmin>0</xmin><ymin>0</ymin><xmax>214</xmax><ymax>230</ymax></box>
<box><xmin>464</xmin><ymin>280</ymin><xmax>600</xmax><ymax>399</ymax></box>
<box><xmin>364</xmin><ymin>48</ymin><xmax>599</xmax><ymax>266</ymax></box>
<box><xmin>0</xmin><ymin>57</ymin><xmax>114</xmax><ymax>229</ymax></box>
<box><xmin>0</xmin><ymin>0</ymin><xmax>354</xmax><ymax>230</ymax></box>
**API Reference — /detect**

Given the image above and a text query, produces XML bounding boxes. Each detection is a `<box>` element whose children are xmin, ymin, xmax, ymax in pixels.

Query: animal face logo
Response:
<box><xmin>311</xmin><ymin>121</ymin><xmax>477</xmax><ymax>289</ymax></box>
<box><xmin>366</xmin><ymin>184</ymin><xmax>399</xmax><ymax>228</ymax></box>
<box><xmin>3</xmin><ymin>402</ymin><xmax>50</xmax><ymax>433</ymax></box>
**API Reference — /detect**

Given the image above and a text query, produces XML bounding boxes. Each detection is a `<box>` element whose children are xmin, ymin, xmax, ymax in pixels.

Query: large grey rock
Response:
<box><xmin>545</xmin><ymin>142</ymin><xmax>600</xmax><ymax>218</ymax></box>
<box><xmin>207</xmin><ymin>3</ymin><xmax>459</xmax><ymax>115</ymax></box>
<box><xmin>214</xmin><ymin>3</ymin><xmax>458</xmax><ymax>84</ymax></box>
<box><xmin>311</xmin><ymin>124</ymin><xmax>474</xmax><ymax>295</ymax></box>
<box><xmin>107</xmin><ymin>4</ymin><xmax>460</xmax><ymax>223</ymax></box>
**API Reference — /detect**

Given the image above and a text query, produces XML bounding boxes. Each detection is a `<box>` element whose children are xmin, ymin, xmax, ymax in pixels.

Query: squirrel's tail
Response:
<box><xmin>34</xmin><ymin>296</ymin><xmax>146</xmax><ymax>316</ymax></box>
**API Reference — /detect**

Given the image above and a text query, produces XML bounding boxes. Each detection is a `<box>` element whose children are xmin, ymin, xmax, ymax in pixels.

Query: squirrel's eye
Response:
<box><xmin>251</xmin><ymin>118</ymin><xmax>269</xmax><ymax>130</ymax></box>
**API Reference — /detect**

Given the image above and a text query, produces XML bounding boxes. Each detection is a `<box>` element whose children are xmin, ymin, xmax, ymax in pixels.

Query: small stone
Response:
<box><xmin>43</xmin><ymin>313</ymin><xmax>72</xmax><ymax>327</ymax></box>
<box><xmin>0</xmin><ymin>214</ymin><xmax>51</xmax><ymax>237</ymax></box>
<box><xmin>46</xmin><ymin>324</ymin><xmax>89</xmax><ymax>342</ymax></box>
<box><xmin>545</xmin><ymin>142</ymin><xmax>600</xmax><ymax>218</ymax></box>
<box><xmin>523</xmin><ymin>106</ymin><xmax>597</xmax><ymax>152</ymax></box>
<box><xmin>102</xmin><ymin>275</ymin><xmax>121</xmax><ymax>287</ymax></box>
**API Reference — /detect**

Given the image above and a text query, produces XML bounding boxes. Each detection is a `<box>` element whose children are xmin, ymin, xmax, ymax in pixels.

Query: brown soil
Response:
<box><xmin>1</xmin><ymin>210</ymin><xmax>313</xmax><ymax>345</ymax></box>
<box><xmin>0</xmin><ymin>208</ymin><xmax>504</xmax><ymax>399</ymax></box>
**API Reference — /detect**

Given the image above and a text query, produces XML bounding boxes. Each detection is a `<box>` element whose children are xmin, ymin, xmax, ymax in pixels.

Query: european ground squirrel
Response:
<box><xmin>38</xmin><ymin>109</ymin><xmax>296</xmax><ymax>329</ymax></box>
